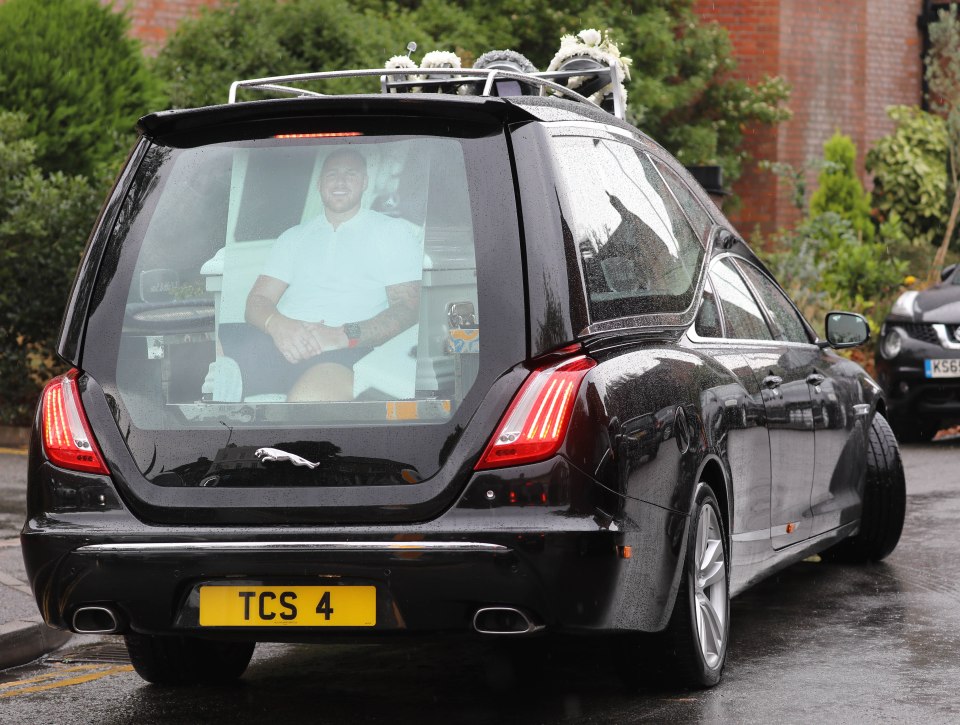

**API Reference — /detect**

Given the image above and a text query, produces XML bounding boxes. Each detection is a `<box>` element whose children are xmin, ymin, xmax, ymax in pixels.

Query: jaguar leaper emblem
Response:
<box><xmin>254</xmin><ymin>447</ymin><xmax>321</xmax><ymax>469</ymax></box>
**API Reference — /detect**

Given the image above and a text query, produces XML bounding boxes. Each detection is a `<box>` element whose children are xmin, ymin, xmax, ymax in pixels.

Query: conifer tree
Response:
<box><xmin>810</xmin><ymin>132</ymin><xmax>875</xmax><ymax>243</ymax></box>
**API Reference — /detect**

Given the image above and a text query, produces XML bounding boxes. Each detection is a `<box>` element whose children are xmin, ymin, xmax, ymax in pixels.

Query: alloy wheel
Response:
<box><xmin>694</xmin><ymin>503</ymin><xmax>727</xmax><ymax>669</ymax></box>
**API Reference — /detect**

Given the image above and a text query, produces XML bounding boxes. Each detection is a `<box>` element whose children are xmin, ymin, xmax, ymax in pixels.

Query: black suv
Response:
<box><xmin>22</xmin><ymin>65</ymin><xmax>905</xmax><ymax>689</ymax></box>
<box><xmin>876</xmin><ymin>263</ymin><xmax>960</xmax><ymax>441</ymax></box>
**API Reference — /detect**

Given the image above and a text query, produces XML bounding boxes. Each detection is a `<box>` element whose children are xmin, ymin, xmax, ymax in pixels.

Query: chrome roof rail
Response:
<box><xmin>228</xmin><ymin>64</ymin><xmax>626</xmax><ymax>120</ymax></box>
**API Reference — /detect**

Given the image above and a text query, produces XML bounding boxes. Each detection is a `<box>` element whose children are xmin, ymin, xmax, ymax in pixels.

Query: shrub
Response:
<box><xmin>154</xmin><ymin>0</ymin><xmax>427</xmax><ymax>106</ymax></box>
<box><xmin>925</xmin><ymin>2</ymin><xmax>960</xmax><ymax>281</ymax></box>
<box><xmin>0</xmin><ymin>112</ymin><xmax>100</xmax><ymax>425</ymax></box>
<box><xmin>0</xmin><ymin>0</ymin><xmax>163</xmax><ymax>179</ymax></box>
<box><xmin>761</xmin><ymin>135</ymin><xmax>908</xmax><ymax>351</ymax></box>
<box><xmin>866</xmin><ymin>106</ymin><xmax>949</xmax><ymax>254</ymax></box>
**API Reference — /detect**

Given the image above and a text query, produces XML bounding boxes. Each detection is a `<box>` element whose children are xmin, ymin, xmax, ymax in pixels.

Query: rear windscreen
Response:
<box><xmin>83</xmin><ymin>126</ymin><xmax>521</xmax><ymax>488</ymax></box>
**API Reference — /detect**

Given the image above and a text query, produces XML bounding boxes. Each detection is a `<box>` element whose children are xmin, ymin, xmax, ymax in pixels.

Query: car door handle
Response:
<box><xmin>806</xmin><ymin>373</ymin><xmax>825</xmax><ymax>387</ymax></box>
<box><xmin>762</xmin><ymin>374</ymin><xmax>783</xmax><ymax>390</ymax></box>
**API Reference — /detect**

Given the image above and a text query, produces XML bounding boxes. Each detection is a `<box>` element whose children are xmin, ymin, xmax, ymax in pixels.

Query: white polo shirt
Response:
<box><xmin>263</xmin><ymin>209</ymin><xmax>422</xmax><ymax>326</ymax></box>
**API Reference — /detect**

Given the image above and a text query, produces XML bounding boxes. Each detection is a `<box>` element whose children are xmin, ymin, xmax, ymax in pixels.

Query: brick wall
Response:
<box><xmin>696</xmin><ymin>0</ymin><xmax>923</xmax><ymax>237</ymax></box>
<box><xmin>101</xmin><ymin>0</ymin><xmax>221</xmax><ymax>55</ymax></box>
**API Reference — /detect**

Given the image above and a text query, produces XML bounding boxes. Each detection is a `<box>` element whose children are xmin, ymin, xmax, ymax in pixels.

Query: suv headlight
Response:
<box><xmin>881</xmin><ymin>328</ymin><xmax>902</xmax><ymax>359</ymax></box>
<box><xmin>890</xmin><ymin>291</ymin><xmax>919</xmax><ymax>318</ymax></box>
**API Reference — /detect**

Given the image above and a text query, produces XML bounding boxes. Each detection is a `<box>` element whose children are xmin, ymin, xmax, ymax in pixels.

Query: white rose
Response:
<box><xmin>578</xmin><ymin>29</ymin><xmax>602</xmax><ymax>47</ymax></box>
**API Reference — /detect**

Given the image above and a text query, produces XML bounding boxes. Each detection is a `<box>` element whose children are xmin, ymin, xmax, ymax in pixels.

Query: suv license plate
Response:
<box><xmin>199</xmin><ymin>585</ymin><xmax>376</xmax><ymax>627</ymax></box>
<box><xmin>924</xmin><ymin>359</ymin><xmax>960</xmax><ymax>378</ymax></box>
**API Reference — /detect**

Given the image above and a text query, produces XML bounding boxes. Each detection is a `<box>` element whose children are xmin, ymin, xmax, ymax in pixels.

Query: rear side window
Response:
<box><xmin>735</xmin><ymin>260</ymin><xmax>812</xmax><ymax>344</ymax></box>
<box><xmin>711</xmin><ymin>258</ymin><xmax>774</xmax><ymax>340</ymax></box>
<box><xmin>695</xmin><ymin>276</ymin><xmax>724</xmax><ymax>338</ymax></box>
<box><xmin>651</xmin><ymin>157</ymin><xmax>715</xmax><ymax>244</ymax></box>
<box><xmin>551</xmin><ymin>136</ymin><xmax>705</xmax><ymax>323</ymax></box>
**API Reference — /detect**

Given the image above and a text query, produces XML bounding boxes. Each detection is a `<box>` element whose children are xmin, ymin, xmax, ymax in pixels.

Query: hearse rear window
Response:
<box><xmin>110</xmin><ymin>135</ymin><xmax>482</xmax><ymax>430</ymax></box>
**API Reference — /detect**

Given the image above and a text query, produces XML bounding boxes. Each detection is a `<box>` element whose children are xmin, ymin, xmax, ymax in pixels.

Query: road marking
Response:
<box><xmin>0</xmin><ymin>664</ymin><xmax>102</xmax><ymax>689</ymax></box>
<box><xmin>0</xmin><ymin>664</ymin><xmax>133</xmax><ymax>698</ymax></box>
<box><xmin>0</xmin><ymin>538</ymin><xmax>21</xmax><ymax>548</ymax></box>
<box><xmin>0</xmin><ymin>447</ymin><xmax>27</xmax><ymax>456</ymax></box>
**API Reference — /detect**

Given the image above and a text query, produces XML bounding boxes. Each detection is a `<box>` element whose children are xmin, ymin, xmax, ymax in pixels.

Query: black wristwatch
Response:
<box><xmin>343</xmin><ymin>322</ymin><xmax>362</xmax><ymax>348</ymax></box>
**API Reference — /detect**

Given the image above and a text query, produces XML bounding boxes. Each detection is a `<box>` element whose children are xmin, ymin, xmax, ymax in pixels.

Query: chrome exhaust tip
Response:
<box><xmin>473</xmin><ymin>607</ymin><xmax>544</xmax><ymax>635</ymax></box>
<box><xmin>72</xmin><ymin>606</ymin><xmax>121</xmax><ymax>634</ymax></box>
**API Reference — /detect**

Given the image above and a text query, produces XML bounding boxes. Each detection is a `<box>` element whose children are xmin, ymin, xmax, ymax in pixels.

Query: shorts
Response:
<box><xmin>218</xmin><ymin>322</ymin><xmax>369</xmax><ymax>397</ymax></box>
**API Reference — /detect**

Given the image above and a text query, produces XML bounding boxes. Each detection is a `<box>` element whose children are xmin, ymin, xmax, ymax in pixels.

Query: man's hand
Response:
<box><xmin>267</xmin><ymin>318</ymin><xmax>349</xmax><ymax>363</ymax></box>
<box><xmin>300</xmin><ymin>322</ymin><xmax>349</xmax><ymax>356</ymax></box>
<box><xmin>246</xmin><ymin>273</ymin><xmax>419</xmax><ymax>362</ymax></box>
<box><xmin>266</xmin><ymin>315</ymin><xmax>316</xmax><ymax>364</ymax></box>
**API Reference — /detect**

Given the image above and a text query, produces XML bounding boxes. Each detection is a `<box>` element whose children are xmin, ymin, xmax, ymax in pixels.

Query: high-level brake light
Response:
<box><xmin>273</xmin><ymin>132</ymin><xmax>364</xmax><ymax>139</ymax></box>
<box><xmin>41</xmin><ymin>369</ymin><xmax>109</xmax><ymax>475</ymax></box>
<box><xmin>475</xmin><ymin>356</ymin><xmax>596</xmax><ymax>471</ymax></box>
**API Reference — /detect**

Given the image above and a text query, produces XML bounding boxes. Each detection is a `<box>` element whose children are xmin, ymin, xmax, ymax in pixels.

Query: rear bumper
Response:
<box><xmin>22</xmin><ymin>449</ymin><xmax>688</xmax><ymax>639</ymax></box>
<box><xmin>21</xmin><ymin>502</ymin><xmax>686</xmax><ymax>640</ymax></box>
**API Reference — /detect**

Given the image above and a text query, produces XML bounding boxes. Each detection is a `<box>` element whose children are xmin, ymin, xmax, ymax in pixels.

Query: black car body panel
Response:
<box><xmin>24</xmin><ymin>86</ymin><xmax>887</xmax><ymax>663</ymax></box>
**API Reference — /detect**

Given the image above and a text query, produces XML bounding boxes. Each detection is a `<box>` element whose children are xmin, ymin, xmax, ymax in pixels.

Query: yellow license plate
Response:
<box><xmin>199</xmin><ymin>585</ymin><xmax>376</xmax><ymax>627</ymax></box>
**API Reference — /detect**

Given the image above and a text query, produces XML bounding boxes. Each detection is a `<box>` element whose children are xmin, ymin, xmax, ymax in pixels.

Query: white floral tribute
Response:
<box><xmin>546</xmin><ymin>28</ymin><xmax>632</xmax><ymax>106</ymax></box>
<box><xmin>385</xmin><ymin>54</ymin><xmax>420</xmax><ymax>82</ymax></box>
<box><xmin>419</xmin><ymin>50</ymin><xmax>462</xmax><ymax>72</ymax></box>
<box><xmin>387</xmin><ymin>50</ymin><xmax>463</xmax><ymax>92</ymax></box>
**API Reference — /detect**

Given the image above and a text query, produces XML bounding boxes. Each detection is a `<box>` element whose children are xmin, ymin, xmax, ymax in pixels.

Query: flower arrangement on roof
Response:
<box><xmin>384</xmin><ymin>54</ymin><xmax>419</xmax><ymax>82</ymax></box>
<box><xmin>546</xmin><ymin>28</ymin><xmax>632</xmax><ymax>106</ymax></box>
<box><xmin>385</xmin><ymin>55</ymin><xmax>418</xmax><ymax>71</ymax></box>
<box><xmin>419</xmin><ymin>51</ymin><xmax>462</xmax><ymax>71</ymax></box>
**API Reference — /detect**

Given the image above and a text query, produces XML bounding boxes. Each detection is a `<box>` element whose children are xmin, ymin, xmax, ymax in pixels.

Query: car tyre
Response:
<box><xmin>825</xmin><ymin>413</ymin><xmax>906</xmax><ymax>563</ymax></box>
<box><xmin>662</xmin><ymin>483</ymin><xmax>730</xmax><ymax>688</ymax></box>
<box><xmin>124</xmin><ymin>632</ymin><xmax>255</xmax><ymax>685</ymax></box>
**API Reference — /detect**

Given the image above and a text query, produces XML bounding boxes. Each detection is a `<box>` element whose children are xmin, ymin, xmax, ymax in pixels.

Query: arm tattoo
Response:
<box><xmin>357</xmin><ymin>281</ymin><xmax>420</xmax><ymax>347</ymax></box>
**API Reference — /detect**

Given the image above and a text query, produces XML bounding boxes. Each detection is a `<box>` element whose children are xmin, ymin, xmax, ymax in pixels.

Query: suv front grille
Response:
<box><xmin>901</xmin><ymin>322</ymin><xmax>940</xmax><ymax>345</ymax></box>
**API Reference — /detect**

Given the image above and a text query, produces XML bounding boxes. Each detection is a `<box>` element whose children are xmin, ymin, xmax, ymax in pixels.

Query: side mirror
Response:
<box><xmin>941</xmin><ymin>263</ymin><xmax>958</xmax><ymax>282</ymax></box>
<box><xmin>822</xmin><ymin>311</ymin><xmax>870</xmax><ymax>349</ymax></box>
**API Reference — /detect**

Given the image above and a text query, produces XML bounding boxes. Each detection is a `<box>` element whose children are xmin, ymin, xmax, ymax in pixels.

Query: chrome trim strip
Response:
<box><xmin>77</xmin><ymin>541</ymin><xmax>511</xmax><ymax>554</ymax></box>
<box><xmin>731</xmin><ymin>528</ymin><xmax>770</xmax><ymax>543</ymax></box>
<box><xmin>934</xmin><ymin>323</ymin><xmax>960</xmax><ymax>350</ymax></box>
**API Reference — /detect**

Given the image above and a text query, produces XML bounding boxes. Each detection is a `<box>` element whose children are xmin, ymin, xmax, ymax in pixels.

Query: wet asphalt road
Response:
<box><xmin>1</xmin><ymin>440</ymin><xmax>959</xmax><ymax>724</ymax></box>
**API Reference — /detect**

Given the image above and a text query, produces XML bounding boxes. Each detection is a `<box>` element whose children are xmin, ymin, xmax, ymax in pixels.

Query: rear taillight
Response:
<box><xmin>475</xmin><ymin>356</ymin><xmax>596</xmax><ymax>471</ymax></box>
<box><xmin>40</xmin><ymin>369</ymin><xmax>109</xmax><ymax>475</ymax></box>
